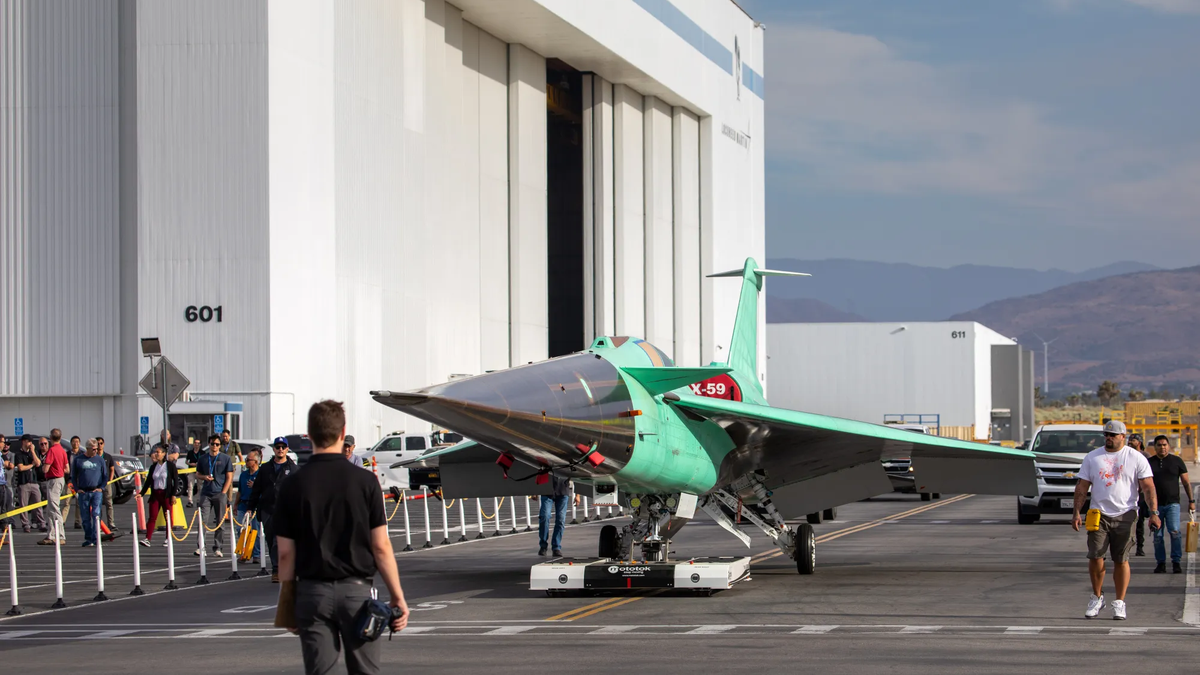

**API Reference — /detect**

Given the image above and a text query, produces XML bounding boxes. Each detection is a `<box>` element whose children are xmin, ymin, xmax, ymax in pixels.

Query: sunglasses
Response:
<box><xmin>1104</xmin><ymin>432</ymin><xmax>1122</xmax><ymax>437</ymax></box>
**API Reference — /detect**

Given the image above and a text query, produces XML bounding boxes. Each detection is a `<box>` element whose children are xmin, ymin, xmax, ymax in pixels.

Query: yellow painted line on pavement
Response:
<box><xmin>545</xmin><ymin>596</ymin><xmax>629</xmax><ymax>621</ymax></box>
<box><xmin>754</xmin><ymin>494</ymin><xmax>974</xmax><ymax>564</ymax></box>
<box><xmin>548</xmin><ymin>495</ymin><xmax>973</xmax><ymax>621</ymax></box>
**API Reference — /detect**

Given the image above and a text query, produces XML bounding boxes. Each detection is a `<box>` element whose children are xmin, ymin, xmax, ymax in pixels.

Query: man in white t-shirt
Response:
<box><xmin>1071</xmin><ymin>420</ymin><xmax>1159</xmax><ymax>621</ymax></box>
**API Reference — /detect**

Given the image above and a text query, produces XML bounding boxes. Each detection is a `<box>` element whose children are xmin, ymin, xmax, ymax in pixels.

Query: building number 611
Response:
<box><xmin>185</xmin><ymin>305</ymin><xmax>224</xmax><ymax>323</ymax></box>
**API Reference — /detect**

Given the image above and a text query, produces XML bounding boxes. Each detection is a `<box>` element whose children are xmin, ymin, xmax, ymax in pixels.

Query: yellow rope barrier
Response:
<box><xmin>202</xmin><ymin>507</ymin><xmax>231</xmax><ymax>532</ymax></box>
<box><xmin>386</xmin><ymin>495</ymin><xmax>404</xmax><ymax>522</ymax></box>
<box><xmin>480</xmin><ymin>496</ymin><xmax>505</xmax><ymax>520</ymax></box>
<box><xmin>444</xmin><ymin>498</ymin><xmax>456</xmax><ymax>509</ymax></box>
<box><xmin>171</xmin><ymin>509</ymin><xmax>200</xmax><ymax>541</ymax></box>
<box><xmin>0</xmin><ymin>526</ymin><xmax>8</xmax><ymax>554</ymax></box>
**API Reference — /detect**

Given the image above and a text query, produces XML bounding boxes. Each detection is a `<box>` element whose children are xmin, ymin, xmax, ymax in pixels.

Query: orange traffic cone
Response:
<box><xmin>100</xmin><ymin>519</ymin><xmax>122</xmax><ymax>542</ymax></box>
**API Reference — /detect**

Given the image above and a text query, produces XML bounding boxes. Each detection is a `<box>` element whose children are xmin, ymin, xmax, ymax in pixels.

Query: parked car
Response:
<box><xmin>111</xmin><ymin>455</ymin><xmax>147</xmax><ymax>504</ymax></box>
<box><xmin>1016</xmin><ymin>424</ymin><xmax>1104</xmax><ymax>524</ymax></box>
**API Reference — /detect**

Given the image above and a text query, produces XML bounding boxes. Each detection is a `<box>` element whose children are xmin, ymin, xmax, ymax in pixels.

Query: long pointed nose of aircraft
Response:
<box><xmin>371</xmin><ymin>353</ymin><xmax>637</xmax><ymax>473</ymax></box>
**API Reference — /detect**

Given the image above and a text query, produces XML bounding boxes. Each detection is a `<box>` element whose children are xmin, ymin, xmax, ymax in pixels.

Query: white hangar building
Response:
<box><xmin>1</xmin><ymin>0</ymin><xmax>766</xmax><ymax>448</ymax></box>
<box><xmin>766</xmin><ymin>322</ymin><xmax>1037</xmax><ymax>444</ymax></box>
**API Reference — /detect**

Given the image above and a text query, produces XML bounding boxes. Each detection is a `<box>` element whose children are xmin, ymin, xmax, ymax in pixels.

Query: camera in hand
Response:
<box><xmin>354</xmin><ymin>598</ymin><xmax>405</xmax><ymax>642</ymax></box>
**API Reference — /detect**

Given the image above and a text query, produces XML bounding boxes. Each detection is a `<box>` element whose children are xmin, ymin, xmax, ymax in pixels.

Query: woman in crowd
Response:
<box><xmin>140</xmin><ymin>445</ymin><xmax>179</xmax><ymax>547</ymax></box>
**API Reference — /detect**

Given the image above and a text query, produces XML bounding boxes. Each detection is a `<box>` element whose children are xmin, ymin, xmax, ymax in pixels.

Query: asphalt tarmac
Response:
<box><xmin>2</xmin><ymin>491</ymin><xmax>1198</xmax><ymax>674</ymax></box>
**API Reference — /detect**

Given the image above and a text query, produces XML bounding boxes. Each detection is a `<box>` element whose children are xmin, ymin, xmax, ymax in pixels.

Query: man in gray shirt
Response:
<box><xmin>195</xmin><ymin>434</ymin><xmax>234</xmax><ymax>557</ymax></box>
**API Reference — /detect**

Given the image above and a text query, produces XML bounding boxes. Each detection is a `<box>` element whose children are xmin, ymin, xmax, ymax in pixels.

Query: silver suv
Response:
<box><xmin>1017</xmin><ymin>424</ymin><xmax>1105</xmax><ymax>524</ymax></box>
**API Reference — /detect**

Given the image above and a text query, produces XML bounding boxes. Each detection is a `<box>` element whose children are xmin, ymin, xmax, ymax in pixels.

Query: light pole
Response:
<box><xmin>1032</xmin><ymin>333</ymin><xmax>1058</xmax><ymax>396</ymax></box>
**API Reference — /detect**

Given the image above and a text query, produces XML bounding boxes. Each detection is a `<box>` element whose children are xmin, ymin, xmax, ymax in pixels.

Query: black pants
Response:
<box><xmin>262</xmin><ymin>511</ymin><xmax>280</xmax><ymax>572</ymax></box>
<box><xmin>295</xmin><ymin>579</ymin><xmax>379</xmax><ymax>675</ymax></box>
<box><xmin>1136</xmin><ymin>498</ymin><xmax>1148</xmax><ymax>551</ymax></box>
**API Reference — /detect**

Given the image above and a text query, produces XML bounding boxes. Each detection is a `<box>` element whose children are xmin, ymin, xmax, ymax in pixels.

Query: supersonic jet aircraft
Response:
<box><xmin>372</xmin><ymin>258</ymin><xmax>1039</xmax><ymax>573</ymax></box>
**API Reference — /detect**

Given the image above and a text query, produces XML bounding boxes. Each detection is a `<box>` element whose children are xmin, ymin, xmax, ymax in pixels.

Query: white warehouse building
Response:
<box><xmin>1</xmin><ymin>0</ymin><xmax>765</xmax><ymax>448</ymax></box>
<box><xmin>767</xmin><ymin>322</ymin><xmax>1037</xmax><ymax>444</ymax></box>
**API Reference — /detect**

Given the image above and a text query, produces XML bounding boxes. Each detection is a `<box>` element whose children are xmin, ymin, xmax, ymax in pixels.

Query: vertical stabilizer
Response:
<box><xmin>708</xmin><ymin>258</ymin><xmax>810</xmax><ymax>397</ymax></box>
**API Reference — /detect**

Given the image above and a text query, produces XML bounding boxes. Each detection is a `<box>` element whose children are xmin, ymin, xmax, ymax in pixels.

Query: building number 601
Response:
<box><xmin>185</xmin><ymin>305</ymin><xmax>223</xmax><ymax>323</ymax></box>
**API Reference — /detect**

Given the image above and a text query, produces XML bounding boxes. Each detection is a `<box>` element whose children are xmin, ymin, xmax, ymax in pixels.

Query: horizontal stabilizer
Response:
<box><xmin>707</xmin><ymin>268</ymin><xmax>811</xmax><ymax>278</ymax></box>
<box><xmin>620</xmin><ymin>366</ymin><xmax>733</xmax><ymax>397</ymax></box>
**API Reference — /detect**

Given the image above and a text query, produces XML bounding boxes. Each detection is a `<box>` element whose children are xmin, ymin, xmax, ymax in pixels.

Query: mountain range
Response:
<box><xmin>951</xmin><ymin>266</ymin><xmax>1200</xmax><ymax>391</ymax></box>
<box><xmin>764</xmin><ymin>258</ymin><xmax>1159</xmax><ymax>322</ymax></box>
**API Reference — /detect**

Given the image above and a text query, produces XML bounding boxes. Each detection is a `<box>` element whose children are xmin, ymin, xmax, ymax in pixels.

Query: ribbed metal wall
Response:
<box><xmin>1</xmin><ymin>0</ymin><xmax>121</xmax><ymax>397</ymax></box>
<box><xmin>133</xmin><ymin>0</ymin><xmax>270</xmax><ymax>432</ymax></box>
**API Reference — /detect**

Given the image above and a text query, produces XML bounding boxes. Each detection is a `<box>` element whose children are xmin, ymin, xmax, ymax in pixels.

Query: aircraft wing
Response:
<box><xmin>389</xmin><ymin>440</ymin><xmax>482</xmax><ymax>469</ymax></box>
<box><xmin>667</xmin><ymin>393</ymin><xmax>1037</xmax><ymax>518</ymax></box>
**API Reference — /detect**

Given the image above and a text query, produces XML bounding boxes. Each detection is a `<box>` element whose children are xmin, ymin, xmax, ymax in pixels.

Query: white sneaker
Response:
<box><xmin>1085</xmin><ymin>594</ymin><xmax>1106</xmax><ymax>618</ymax></box>
<box><xmin>1112</xmin><ymin>600</ymin><xmax>1127</xmax><ymax>620</ymax></box>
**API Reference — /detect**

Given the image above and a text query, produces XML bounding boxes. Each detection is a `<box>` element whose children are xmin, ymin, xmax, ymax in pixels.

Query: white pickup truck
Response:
<box><xmin>1017</xmin><ymin>424</ymin><xmax>1105</xmax><ymax>524</ymax></box>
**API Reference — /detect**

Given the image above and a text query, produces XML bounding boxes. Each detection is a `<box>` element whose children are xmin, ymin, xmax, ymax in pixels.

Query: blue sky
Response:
<box><xmin>736</xmin><ymin>0</ymin><xmax>1200</xmax><ymax>271</ymax></box>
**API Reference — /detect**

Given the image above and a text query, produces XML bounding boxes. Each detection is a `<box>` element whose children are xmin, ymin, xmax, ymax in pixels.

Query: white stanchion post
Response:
<box><xmin>607</xmin><ymin>506</ymin><xmax>613</xmax><ymax>519</ymax></box>
<box><xmin>196</xmin><ymin>517</ymin><xmax>210</xmax><ymax>585</ymax></box>
<box><xmin>457</xmin><ymin>498</ymin><xmax>468</xmax><ymax>542</ymax></box>
<box><xmin>475</xmin><ymin>499</ymin><xmax>485</xmax><ymax>539</ymax></box>
<box><xmin>51</xmin><ymin>522</ymin><xmax>66</xmax><ymax>608</ymax></box>
<box><xmin>524</xmin><ymin>496</ymin><xmax>533</xmax><ymax>532</ymax></box>
<box><xmin>596</xmin><ymin>501</ymin><xmax>601</xmax><ymax>520</ymax></box>
<box><xmin>508</xmin><ymin>497</ymin><xmax>518</xmax><ymax>534</ymax></box>
<box><xmin>401</xmin><ymin>491</ymin><xmax>413</xmax><ymax>552</ymax></box>
<box><xmin>570</xmin><ymin>493</ymin><xmax>578</xmax><ymax>525</ymax></box>
<box><xmin>421</xmin><ymin>487</ymin><xmax>433</xmax><ymax>549</ymax></box>
<box><xmin>439</xmin><ymin>497</ymin><xmax>450</xmax><ymax>546</ymax></box>
<box><xmin>165</xmin><ymin>511</ymin><xmax>178</xmax><ymax>589</ymax></box>
<box><xmin>130</xmin><ymin>513</ymin><xmax>144</xmax><ymax>595</ymax></box>
<box><xmin>5</xmin><ymin>524</ymin><xmax>20</xmax><ymax>615</ymax></box>
<box><xmin>256</xmin><ymin>521</ymin><xmax>268</xmax><ymax>577</ymax></box>
<box><xmin>228</xmin><ymin>511</ymin><xmax>241</xmax><ymax>580</ymax></box>
<box><xmin>492</xmin><ymin>498</ymin><xmax>502</xmax><ymax>536</ymax></box>
<box><xmin>581</xmin><ymin>496</ymin><xmax>590</xmax><ymax>522</ymax></box>
<box><xmin>93</xmin><ymin>516</ymin><xmax>109</xmax><ymax>601</ymax></box>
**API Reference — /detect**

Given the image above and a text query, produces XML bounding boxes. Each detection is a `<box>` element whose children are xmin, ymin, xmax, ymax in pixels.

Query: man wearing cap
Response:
<box><xmin>1147</xmin><ymin>434</ymin><xmax>1193</xmax><ymax>574</ymax></box>
<box><xmin>1072</xmin><ymin>420</ymin><xmax>1157</xmax><ymax>620</ymax></box>
<box><xmin>249</xmin><ymin>436</ymin><xmax>297</xmax><ymax>582</ymax></box>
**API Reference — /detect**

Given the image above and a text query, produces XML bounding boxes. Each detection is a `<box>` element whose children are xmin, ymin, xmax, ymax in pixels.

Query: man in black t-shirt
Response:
<box><xmin>274</xmin><ymin>400</ymin><xmax>408</xmax><ymax>674</ymax></box>
<box><xmin>1148</xmin><ymin>435</ymin><xmax>1194</xmax><ymax>574</ymax></box>
<box><xmin>13</xmin><ymin>436</ymin><xmax>46</xmax><ymax>533</ymax></box>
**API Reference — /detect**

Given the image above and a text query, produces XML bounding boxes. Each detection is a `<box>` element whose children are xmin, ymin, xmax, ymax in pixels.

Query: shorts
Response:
<box><xmin>1087</xmin><ymin>510</ymin><xmax>1137</xmax><ymax>563</ymax></box>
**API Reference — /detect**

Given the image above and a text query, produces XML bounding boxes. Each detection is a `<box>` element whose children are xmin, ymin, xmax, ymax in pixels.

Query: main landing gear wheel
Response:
<box><xmin>920</xmin><ymin>492</ymin><xmax>932</xmax><ymax>502</ymax></box>
<box><xmin>598</xmin><ymin>525</ymin><xmax>620</xmax><ymax>559</ymax></box>
<box><xmin>822</xmin><ymin>507</ymin><xmax>838</xmax><ymax>521</ymax></box>
<box><xmin>806</xmin><ymin>511</ymin><xmax>824</xmax><ymax>524</ymax></box>
<box><xmin>932</xmin><ymin>493</ymin><xmax>941</xmax><ymax>500</ymax></box>
<box><xmin>795</xmin><ymin>523</ymin><xmax>816</xmax><ymax>575</ymax></box>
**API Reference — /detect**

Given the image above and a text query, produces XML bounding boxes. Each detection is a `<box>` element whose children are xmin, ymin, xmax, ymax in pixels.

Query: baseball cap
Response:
<box><xmin>272</xmin><ymin>436</ymin><xmax>289</xmax><ymax>447</ymax></box>
<box><xmin>1103</xmin><ymin>420</ymin><xmax>1127</xmax><ymax>435</ymax></box>
<box><xmin>21</xmin><ymin>434</ymin><xmax>33</xmax><ymax>443</ymax></box>
<box><xmin>344</xmin><ymin>435</ymin><xmax>356</xmax><ymax>447</ymax></box>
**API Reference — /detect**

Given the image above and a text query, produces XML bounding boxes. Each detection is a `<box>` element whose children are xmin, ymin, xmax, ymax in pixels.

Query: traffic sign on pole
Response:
<box><xmin>14</xmin><ymin>418</ymin><xmax>23</xmax><ymax>435</ymax></box>
<box><xmin>213</xmin><ymin>415</ymin><xmax>224</xmax><ymax>434</ymax></box>
<box><xmin>140</xmin><ymin>417</ymin><xmax>150</xmax><ymax>435</ymax></box>
<box><xmin>139</xmin><ymin>357</ymin><xmax>190</xmax><ymax>410</ymax></box>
